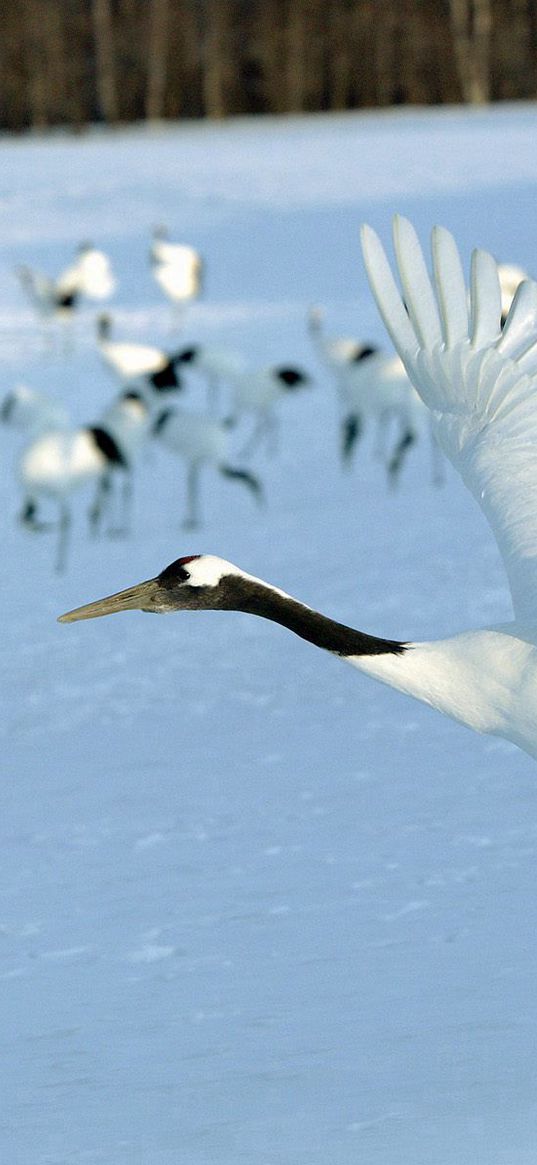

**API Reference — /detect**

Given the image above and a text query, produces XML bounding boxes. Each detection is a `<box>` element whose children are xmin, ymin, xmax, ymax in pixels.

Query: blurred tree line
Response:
<box><xmin>2</xmin><ymin>0</ymin><xmax>536</xmax><ymax>132</ymax></box>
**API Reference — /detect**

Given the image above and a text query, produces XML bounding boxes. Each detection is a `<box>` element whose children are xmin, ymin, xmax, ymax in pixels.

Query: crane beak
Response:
<box><xmin>58</xmin><ymin>577</ymin><xmax>160</xmax><ymax>623</ymax></box>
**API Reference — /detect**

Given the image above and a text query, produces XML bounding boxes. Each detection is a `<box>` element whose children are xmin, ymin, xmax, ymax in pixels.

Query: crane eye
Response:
<box><xmin>158</xmin><ymin>554</ymin><xmax>200</xmax><ymax>587</ymax></box>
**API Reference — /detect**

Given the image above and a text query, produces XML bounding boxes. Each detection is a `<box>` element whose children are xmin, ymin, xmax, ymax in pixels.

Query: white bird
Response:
<box><xmin>97</xmin><ymin>314</ymin><xmax>183</xmax><ymax>391</ymax></box>
<box><xmin>59</xmin><ymin>216</ymin><xmax>537</xmax><ymax>761</ymax></box>
<box><xmin>18</xmin><ymin>389</ymin><xmax>150</xmax><ymax>572</ymax></box>
<box><xmin>152</xmin><ymin>405</ymin><xmax>263</xmax><ymax>527</ymax></box>
<box><xmin>73</xmin><ymin>244</ymin><xmax>116</xmax><ymax>300</ymax></box>
<box><xmin>17</xmin><ymin>244</ymin><xmax>116</xmax><ymax>351</ymax></box>
<box><xmin>150</xmin><ymin>227</ymin><xmax>203</xmax><ymax>325</ymax></box>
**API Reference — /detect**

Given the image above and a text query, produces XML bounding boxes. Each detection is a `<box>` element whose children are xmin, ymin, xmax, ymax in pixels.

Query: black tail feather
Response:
<box><xmin>220</xmin><ymin>464</ymin><xmax>264</xmax><ymax>503</ymax></box>
<box><xmin>147</xmin><ymin>362</ymin><xmax>182</xmax><ymax>391</ymax></box>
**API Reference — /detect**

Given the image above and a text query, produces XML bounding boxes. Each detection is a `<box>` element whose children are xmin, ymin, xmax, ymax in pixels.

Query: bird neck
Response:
<box><xmin>228</xmin><ymin>578</ymin><xmax>406</xmax><ymax>658</ymax></box>
<box><xmin>225</xmin><ymin>576</ymin><xmax>510</xmax><ymax>738</ymax></box>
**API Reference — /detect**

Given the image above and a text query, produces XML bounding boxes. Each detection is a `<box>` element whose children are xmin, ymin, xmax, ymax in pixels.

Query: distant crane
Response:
<box><xmin>17</xmin><ymin>389</ymin><xmax>150</xmax><ymax>572</ymax></box>
<box><xmin>150</xmin><ymin>227</ymin><xmax>203</xmax><ymax>327</ymax></box>
<box><xmin>17</xmin><ymin>243</ymin><xmax>116</xmax><ymax>352</ymax></box>
<box><xmin>97</xmin><ymin>314</ymin><xmax>183</xmax><ymax>391</ymax></box>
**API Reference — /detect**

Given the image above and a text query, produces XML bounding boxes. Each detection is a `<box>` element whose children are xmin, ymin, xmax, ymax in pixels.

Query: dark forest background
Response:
<box><xmin>2</xmin><ymin>0</ymin><xmax>536</xmax><ymax>132</ymax></box>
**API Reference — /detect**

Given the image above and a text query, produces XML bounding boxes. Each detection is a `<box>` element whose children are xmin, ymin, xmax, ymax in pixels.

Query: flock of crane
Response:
<box><xmin>2</xmin><ymin>224</ymin><xmax>528</xmax><ymax>577</ymax></box>
<box><xmin>60</xmin><ymin>218</ymin><xmax>537</xmax><ymax>763</ymax></box>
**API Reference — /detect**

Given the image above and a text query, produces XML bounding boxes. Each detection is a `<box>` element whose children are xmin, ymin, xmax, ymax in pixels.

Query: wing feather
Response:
<box><xmin>393</xmin><ymin>216</ymin><xmax>443</xmax><ymax>349</ymax></box>
<box><xmin>361</xmin><ymin>216</ymin><xmax>537</xmax><ymax>623</ymax></box>
<box><xmin>431</xmin><ymin>226</ymin><xmax>468</xmax><ymax>346</ymax></box>
<box><xmin>470</xmin><ymin>250</ymin><xmax>502</xmax><ymax>348</ymax></box>
<box><xmin>497</xmin><ymin>280</ymin><xmax>537</xmax><ymax>360</ymax></box>
<box><xmin>359</xmin><ymin>225</ymin><xmax>418</xmax><ymax>362</ymax></box>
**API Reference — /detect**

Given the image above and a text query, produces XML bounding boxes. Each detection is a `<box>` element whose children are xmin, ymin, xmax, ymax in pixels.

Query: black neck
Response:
<box><xmin>225</xmin><ymin>578</ymin><xmax>405</xmax><ymax>657</ymax></box>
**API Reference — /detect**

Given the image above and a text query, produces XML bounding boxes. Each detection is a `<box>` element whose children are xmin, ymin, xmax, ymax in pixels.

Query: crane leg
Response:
<box><xmin>118</xmin><ymin>474</ymin><xmax>133</xmax><ymax>534</ymax></box>
<box><xmin>183</xmin><ymin>463</ymin><xmax>201</xmax><ymax>528</ymax></box>
<box><xmin>387</xmin><ymin>427</ymin><xmax>416</xmax><ymax>488</ymax></box>
<box><xmin>430</xmin><ymin>422</ymin><xmax>444</xmax><ymax>487</ymax></box>
<box><xmin>55</xmin><ymin>504</ymin><xmax>71</xmax><ymax>574</ymax></box>
<box><xmin>341</xmin><ymin>413</ymin><xmax>362</xmax><ymax>464</ymax></box>
<box><xmin>206</xmin><ymin>376</ymin><xmax>219</xmax><ymax>415</ymax></box>
<box><xmin>20</xmin><ymin>498</ymin><xmax>51</xmax><ymax>532</ymax></box>
<box><xmin>88</xmin><ymin>474</ymin><xmax>112</xmax><ymax>537</ymax></box>
<box><xmin>107</xmin><ymin>473</ymin><xmax>132</xmax><ymax>537</ymax></box>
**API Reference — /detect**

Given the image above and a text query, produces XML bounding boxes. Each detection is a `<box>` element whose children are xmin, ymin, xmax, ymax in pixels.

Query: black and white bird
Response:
<box><xmin>17</xmin><ymin>244</ymin><xmax>115</xmax><ymax>349</ymax></box>
<box><xmin>97</xmin><ymin>314</ymin><xmax>183</xmax><ymax>391</ymax></box>
<box><xmin>176</xmin><ymin>347</ymin><xmax>310</xmax><ymax>445</ymax></box>
<box><xmin>152</xmin><ymin>405</ymin><xmax>263</xmax><ymax>527</ymax></box>
<box><xmin>18</xmin><ymin>389</ymin><xmax>150</xmax><ymax>572</ymax></box>
<box><xmin>59</xmin><ymin>216</ymin><xmax>537</xmax><ymax>761</ymax></box>
<box><xmin>309</xmin><ymin>305</ymin><xmax>439</xmax><ymax>484</ymax></box>
<box><xmin>338</xmin><ymin>349</ymin><xmax>443</xmax><ymax>486</ymax></box>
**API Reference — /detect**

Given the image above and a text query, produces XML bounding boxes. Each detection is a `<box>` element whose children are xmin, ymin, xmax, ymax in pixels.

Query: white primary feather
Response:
<box><xmin>361</xmin><ymin>215</ymin><xmax>537</xmax><ymax>623</ymax></box>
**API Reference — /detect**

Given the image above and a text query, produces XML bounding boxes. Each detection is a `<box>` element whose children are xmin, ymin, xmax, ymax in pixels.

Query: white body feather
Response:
<box><xmin>154</xmin><ymin>409</ymin><xmax>229</xmax><ymax>465</ymax></box>
<box><xmin>19</xmin><ymin>429</ymin><xmax>107</xmax><ymax>498</ymax></box>
<box><xmin>338</xmin><ymin>351</ymin><xmax>423</xmax><ymax>421</ymax></box>
<box><xmin>99</xmin><ymin>338</ymin><xmax>168</xmax><ymax>380</ymax></box>
<box><xmin>229</xmin><ymin>368</ymin><xmax>298</xmax><ymax>413</ymax></box>
<box><xmin>97</xmin><ymin>316</ymin><xmax>172</xmax><ymax>381</ymax></box>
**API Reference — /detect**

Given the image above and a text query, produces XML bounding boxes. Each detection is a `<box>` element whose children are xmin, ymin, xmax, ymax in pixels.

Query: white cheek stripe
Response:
<box><xmin>185</xmin><ymin>556</ymin><xmax>293</xmax><ymax>601</ymax></box>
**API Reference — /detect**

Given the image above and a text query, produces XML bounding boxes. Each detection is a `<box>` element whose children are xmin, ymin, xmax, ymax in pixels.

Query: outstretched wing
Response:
<box><xmin>361</xmin><ymin>215</ymin><xmax>537</xmax><ymax>623</ymax></box>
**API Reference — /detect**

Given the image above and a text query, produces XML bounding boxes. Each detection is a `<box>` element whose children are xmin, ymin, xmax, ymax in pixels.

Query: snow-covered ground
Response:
<box><xmin>2</xmin><ymin>104</ymin><xmax>537</xmax><ymax>1164</ymax></box>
